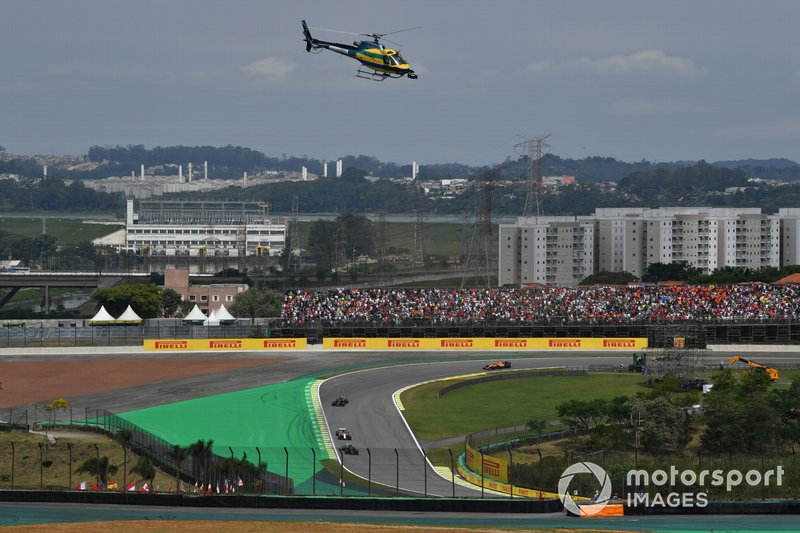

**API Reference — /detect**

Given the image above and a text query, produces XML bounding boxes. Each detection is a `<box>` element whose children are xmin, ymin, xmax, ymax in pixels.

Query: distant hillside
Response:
<box><xmin>3</xmin><ymin>143</ymin><xmax>799</xmax><ymax>184</ymax></box>
<box><xmin>712</xmin><ymin>158</ymin><xmax>800</xmax><ymax>181</ymax></box>
<box><xmin>713</xmin><ymin>158</ymin><xmax>799</xmax><ymax>170</ymax></box>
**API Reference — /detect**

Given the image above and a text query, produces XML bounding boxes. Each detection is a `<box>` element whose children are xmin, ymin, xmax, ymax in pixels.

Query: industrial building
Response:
<box><xmin>99</xmin><ymin>199</ymin><xmax>286</xmax><ymax>258</ymax></box>
<box><xmin>499</xmin><ymin>207</ymin><xmax>784</xmax><ymax>286</ymax></box>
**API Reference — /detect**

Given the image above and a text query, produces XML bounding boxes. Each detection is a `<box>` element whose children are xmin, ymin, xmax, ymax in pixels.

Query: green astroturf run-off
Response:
<box><xmin>118</xmin><ymin>378</ymin><xmax>341</xmax><ymax>494</ymax></box>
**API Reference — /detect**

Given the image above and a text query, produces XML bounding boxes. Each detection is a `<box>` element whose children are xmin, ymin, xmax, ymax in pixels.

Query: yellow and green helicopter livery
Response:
<box><xmin>302</xmin><ymin>20</ymin><xmax>418</xmax><ymax>81</ymax></box>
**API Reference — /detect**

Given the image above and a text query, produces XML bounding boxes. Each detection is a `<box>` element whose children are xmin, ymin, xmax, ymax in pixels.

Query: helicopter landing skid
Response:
<box><xmin>355</xmin><ymin>66</ymin><xmax>388</xmax><ymax>81</ymax></box>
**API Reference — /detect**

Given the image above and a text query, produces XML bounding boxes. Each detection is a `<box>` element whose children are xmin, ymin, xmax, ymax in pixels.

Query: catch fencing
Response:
<box><xmin>1</xmin><ymin>411</ymin><xmax>290</xmax><ymax>495</ymax></box>
<box><xmin>4</xmin><ymin>320</ymin><xmax>800</xmax><ymax>348</ymax></box>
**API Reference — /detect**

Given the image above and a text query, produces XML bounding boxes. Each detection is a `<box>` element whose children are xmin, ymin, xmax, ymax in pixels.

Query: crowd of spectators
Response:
<box><xmin>281</xmin><ymin>284</ymin><xmax>800</xmax><ymax>325</ymax></box>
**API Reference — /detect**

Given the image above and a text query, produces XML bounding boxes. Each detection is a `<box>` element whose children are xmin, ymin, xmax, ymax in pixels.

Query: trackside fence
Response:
<box><xmin>4</xmin><ymin>320</ymin><xmax>800</xmax><ymax>347</ymax></box>
<box><xmin>11</xmin><ymin>412</ymin><xmax>291</xmax><ymax>495</ymax></box>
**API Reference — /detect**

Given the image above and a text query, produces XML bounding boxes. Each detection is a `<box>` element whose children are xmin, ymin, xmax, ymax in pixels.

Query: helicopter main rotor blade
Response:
<box><xmin>379</xmin><ymin>25</ymin><xmax>422</xmax><ymax>37</ymax></box>
<box><xmin>309</xmin><ymin>25</ymin><xmax>362</xmax><ymax>37</ymax></box>
<box><xmin>360</xmin><ymin>25</ymin><xmax>422</xmax><ymax>45</ymax></box>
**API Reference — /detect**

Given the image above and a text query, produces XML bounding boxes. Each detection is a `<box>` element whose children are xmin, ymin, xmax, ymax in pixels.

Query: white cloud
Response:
<box><xmin>527</xmin><ymin>49</ymin><xmax>702</xmax><ymax>76</ymax></box>
<box><xmin>591</xmin><ymin>49</ymin><xmax>702</xmax><ymax>75</ymax></box>
<box><xmin>242</xmin><ymin>57</ymin><xmax>295</xmax><ymax>79</ymax></box>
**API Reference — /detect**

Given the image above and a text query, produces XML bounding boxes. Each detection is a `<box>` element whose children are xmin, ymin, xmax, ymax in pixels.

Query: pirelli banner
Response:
<box><xmin>459</xmin><ymin>442</ymin><xmax>573</xmax><ymax>500</ymax></box>
<box><xmin>465</xmin><ymin>439</ymin><xmax>509</xmax><ymax>483</ymax></box>
<box><xmin>322</xmin><ymin>337</ymin><xmax>648</xmax><ymax>350</ymax></box>
<box><xmin>144</xmin><ymin>338</ymin><xmax>307</xmax><ymax>351</ymax></box>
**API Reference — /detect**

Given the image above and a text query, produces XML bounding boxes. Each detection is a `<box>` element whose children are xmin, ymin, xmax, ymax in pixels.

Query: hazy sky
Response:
<box><xmin>2</xmin><ymin>1</ymin><xmax>799</xmax><ymax>166</ymax></box>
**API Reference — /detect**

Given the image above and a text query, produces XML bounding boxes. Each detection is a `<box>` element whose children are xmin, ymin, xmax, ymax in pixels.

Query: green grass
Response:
<box><xmin>295</xmin><ymin>221</ymin><xmax>495</xmax><ymax>260</ymax></box>
<box><xmin>0</xmin><ymin>430</ymin><xmax>175</xmax><ymax>490</ymax></box>
<box><xmin>401</xmin><ymin>373</ymin><xmax>647</xmax><ymax>441</ymax></box>
<box><xmin>0</xmin><ymin>217</ymin><xmax>121</xmax><ymax>245</ymax></box>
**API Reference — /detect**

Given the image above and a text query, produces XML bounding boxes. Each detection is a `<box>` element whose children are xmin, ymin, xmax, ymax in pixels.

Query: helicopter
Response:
<box><xmin>302</xmin><ymin>20</ymin><xmax>418</xmax><ymax>81</ymax></box>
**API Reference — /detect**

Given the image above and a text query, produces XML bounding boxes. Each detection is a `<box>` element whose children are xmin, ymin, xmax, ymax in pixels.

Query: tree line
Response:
<box><xmin>581</xmin><ymin>261</ymin><xmax>800</xmax><ymax>285</ymax></box>
<box><xmin>510</xmin><ymin>369</ymin><xmax>800</xmax><ymax>498</ymax></box>
<box><xmin>0</xmin><ymin>176</ymin><xmax>124</xmax><ymax>212</ymax></box>
<box><xmin>4</xmin><ymin>151</ymin><xmax>800</xmax><ymax>216</ymax></box>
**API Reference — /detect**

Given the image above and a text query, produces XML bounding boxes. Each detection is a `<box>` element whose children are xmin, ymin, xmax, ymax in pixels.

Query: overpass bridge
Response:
<box><xmin>0</xmin><ymin>272</ymin><xmax>208</xmax><ymax>312</ymax></box>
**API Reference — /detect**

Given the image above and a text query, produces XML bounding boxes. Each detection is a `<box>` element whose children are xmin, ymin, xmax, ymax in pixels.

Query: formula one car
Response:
<box><xmin>335</xmin><ymin>427</ymin><xmax>351</xmax><ymax>440</ymax></box>
<box><xmin>483</xmin><ymin>361</ymin><xmax>512</xmax><ymax>370</ymax></box>
<box><xmin>340</xmin><ymin>444</ymin><xmax>359</xmax><ymax>455</ymax></box>
<box><xmin>332</xmin><ymin>396</ymin><xmax>349</xmax><ymax>406</ymax></box>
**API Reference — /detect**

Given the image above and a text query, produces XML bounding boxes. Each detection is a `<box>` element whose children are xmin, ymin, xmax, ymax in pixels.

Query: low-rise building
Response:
<box><xmin>163</xmin><ymin>268</ymin><xmax>247</xmax><ymax>313</ymax></box>
<box><xmin>103</xmin><ymin>199</ymin><xmax>286</xmax><ymax>258</ymax></box>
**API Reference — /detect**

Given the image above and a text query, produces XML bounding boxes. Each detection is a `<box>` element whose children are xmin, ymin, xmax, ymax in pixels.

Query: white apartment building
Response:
<box><xmin>499</xmin><ymin>216</ymin><xmax>594</xmax><ymax>286</ymax></box>
<box><xmin>779</xmin><ymin>208</ymin><xmax>800</xmax><ymax>267</ymax></box>
<box><xmin>116</xmin><ymin>199</ymin><xmax>286</xmax><ymax>257</ymax></box>
<box><xmin>500</xmin><ymin>207</ymin><xmax>783</xmax><ymax>286</ymax></box>
<box><xmin>594</xmin><ymin>207</ymin><xmax>779</xmax><ymax>274</ymax></box>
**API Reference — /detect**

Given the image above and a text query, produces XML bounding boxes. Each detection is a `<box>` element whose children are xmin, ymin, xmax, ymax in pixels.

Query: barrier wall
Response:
<box><xmin>143</xmin><ymin>338</ymin><xmax>307</xmax><ymax>351</ymax></box>
<box><xmin>456</xmin><ymin>451</ymin><xmax>561</xmax><ymax>499</ymax></box>
<box><xmin>322</xmin><ymin>337</ymin><xmax>648</xmax><ymax>350</ymax></box>
<box><xmin>0</xmin><ymin>490</ymin><xmax>563</xmax><ymax>513</ymax></box>
<box><xmin>465</xmin><ymin>439</ymin><xmax>509</xmax><ymax>482</ymax></box>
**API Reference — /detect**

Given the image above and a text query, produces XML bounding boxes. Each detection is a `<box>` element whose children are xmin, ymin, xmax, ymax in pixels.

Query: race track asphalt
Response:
<box><xmin>2</xmin><ymin>346</ymin><xmax>800</xmax><ymax>530</ymax></box>
<box><xmin>2</xmin><ymin>502</ymin><xmax>800</xmax><ymax>531</ymax></box>
<box><xmin>318</xmin><ymin>355</ymin><xmax>634</xmax><ymax>497</ymax></box>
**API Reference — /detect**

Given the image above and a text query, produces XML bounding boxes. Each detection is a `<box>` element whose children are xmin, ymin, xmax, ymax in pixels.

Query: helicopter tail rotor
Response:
<box><xmin>301</xmin><ymin>20</ymin><xmax>316</xmax><ymax>52</ymax></box>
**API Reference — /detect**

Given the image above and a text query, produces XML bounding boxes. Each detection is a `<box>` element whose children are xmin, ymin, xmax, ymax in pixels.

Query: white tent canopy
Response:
<box><xmin>183</xmin><ymin>304</ymin><xmax>208</xmax><ymax>324</ymax></box>
<box><xmin>116</xmin><ymin>305</ymin><xmax>142</xmax><ymax>324</ymax></box>
<box><xmin>203</xmin><ymin>309</ymin><xmax>220</xmax><ymax>327</ymax></box>
<box><xmin>89</xmin><ymin>305</ymin><xmax>116</xmax><ymax>325</ymax></box>
<box><xmin>215</xmin><ymin>304</ymin><xmax>236</xmax><ymax>324</ymax></box>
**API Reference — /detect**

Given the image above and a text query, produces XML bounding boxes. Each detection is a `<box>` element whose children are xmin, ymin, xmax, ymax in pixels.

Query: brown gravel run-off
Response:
<box><xmin>0</xmin><ymin>358</ymin><xmax>285</xmax><ymax>408</ymax></box>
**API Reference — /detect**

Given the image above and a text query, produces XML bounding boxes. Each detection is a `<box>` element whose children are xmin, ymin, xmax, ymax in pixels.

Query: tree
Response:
<box><xmin>526</xmin><ymin>419</ymin><xmax>547</xmax><ymax>437</ymax></box>
<box><xmin>307</xmin><ymin>219</ymin><xmax>338</xmax><ymax>271</ymax></box>
<box><xmin>556</xmin><ymin>398</ymin><xmax>613</xmax><ymax>447</ymax></box>
<box><xmin>628</xmin><ymin>396</ymin><xmax>691</xmax><ymax>452</ymax></box>
<box><xmin>189</xmin><ymin>439</ymin><xmax>215</xmax><ymax>485</ymax></box>
<box><xmin>92</xmin><ymin>284</ymin><xmax>163</xmax><ymax>318</ymax></box>
<box><xmin>130</xmin><ymin>455</ymin><xmax>155</xmax><ymax>488</ymax></box>
<box><xmin>642</xmin><ymin>261</ymin><xmax>701</xmax><ymax>283</ymax></box>
<box><xmin>76</xmin><ymin>456</ymin><xmax>118</xmax><ymax>485</ymax></box>
<box><xmin>701</xmin><ymin>370</ymin><xmax>782</xmax><ymax>454</ymax></box>
<box><xmin>336</xmin><ymin>212</ymin><xmax>375</xmax><ymax>257</ymax></box>
<box><xmin>166</xmin><ymin>444</ymin><xmax>190</xmax><ymax>493</ymax></box>
<box><xmin>307</xmin><ymin>214</ymin><xmax>375</xmax><ymax>271</ymax></box>
<box><xmin>580</xmin><ymin>271</ymin><xmax>638</xmax><ymax>285</ymax></box>
<box><xmin>161</xmin><ymin>288</ymin><xmax>183</xmax><ymax>318</ymax></box>
<box><xmin>44</xmin><ymin>398</ymin><xmax>69</xmax><ymax>425</ymax></box>
<box><xmin>113</xmin><ymin>428</ymin><xmax>133</xmax><ymax>491</ymax></box>
<box><xmin>229</xmin><ymin>288</ymin><xmax>282</xmax><ymax>322</ymax></box>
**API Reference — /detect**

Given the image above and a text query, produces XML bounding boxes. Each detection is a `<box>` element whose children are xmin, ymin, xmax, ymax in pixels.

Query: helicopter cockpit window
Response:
<box><xmin>389</xmin><ymin>52</ymin><xmax>406</xmax><ymax>65</ymax></box>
